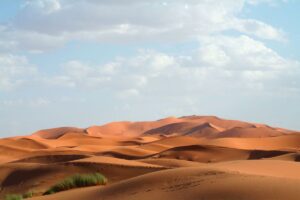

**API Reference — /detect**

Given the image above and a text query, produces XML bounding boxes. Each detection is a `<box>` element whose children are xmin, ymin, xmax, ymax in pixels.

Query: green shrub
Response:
<box><xmin>22</xmin><ymin>191</ymin><xmax>33</xmax><ymax>199</ymax></box>
<box><xmin>4</xmin><ymin>190</ymin><xmax>34</xmax><ymax>200</ymax></box>
<box><xmin>5</xmin><ymin>194</ymin><xmax>23</xmax><ymax>200</ymax></box>
<box><xmin>44</xmin><ymin>173</ymin><xmax>107</xmax><ymax>195</ymax></box>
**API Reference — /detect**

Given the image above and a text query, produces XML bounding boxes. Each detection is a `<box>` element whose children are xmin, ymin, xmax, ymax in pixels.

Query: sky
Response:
<box><xmin>0</xmin><ymin>0</ymin><xmax>299</xmax><ymax>137</ymax></box>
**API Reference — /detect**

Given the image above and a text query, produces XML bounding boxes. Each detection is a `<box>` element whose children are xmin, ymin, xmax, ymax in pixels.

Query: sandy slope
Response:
<box><xmin>1</xmin><ymin>116</ymin><xmax>300</xmax><ymax>199</ymax></box>
<box><xmin>31</xmin><ymin>166</ymin><xmax>300</xmax><ymax>200</ymax></box>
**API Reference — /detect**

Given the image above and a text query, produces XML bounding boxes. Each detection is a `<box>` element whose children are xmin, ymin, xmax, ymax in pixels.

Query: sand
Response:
<box><xmin>0</xmin><ymin>115</ymin><xmax>299</xmax><ymax>200</ymax></box>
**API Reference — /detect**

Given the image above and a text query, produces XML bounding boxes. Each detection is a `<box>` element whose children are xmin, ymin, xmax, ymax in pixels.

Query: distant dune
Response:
<box><xmin>0</xmin><ymin>115</ymin><xmax>299</xmax><ymax>200</ymax></box>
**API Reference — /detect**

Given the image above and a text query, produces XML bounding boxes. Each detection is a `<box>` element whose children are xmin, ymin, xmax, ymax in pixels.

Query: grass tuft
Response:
<box><xmin>44</xmin><ymin>172</ymin><xmax>107</xmax><ymax>195</ymax></box>
<box><xmin>5</xmin><ymin>194</ymin><xmax>23</xmax><ymax>200</ymax></box>
<box><xmin>22</xmin><ymin>191</ymin><xmax>34</xmax><ymax>199</ymax></box>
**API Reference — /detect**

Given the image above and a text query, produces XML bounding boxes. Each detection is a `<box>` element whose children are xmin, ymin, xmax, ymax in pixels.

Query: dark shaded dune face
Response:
<box><xmin>143</xmin><ymin>122</ymin><xmax>197</xmax><ymax>136</ymax></box>
<box><xmin>1</xmin><ymin>158</ymin><xmax>161</xmax><ymax>197</ymax></box>
<box><xmin>99</xmin><ymin>152</ymin><xmax>145</xmax><ymax>160</ymax></box>
<box><xmin>119</xmin><ymin>140</ymin><xmax>144</xmax><ymax>146</ymax></box>
<box><xmin>184</xmin><ymin>123</ymin><xmax>220</xmax><ymax>138</ymax></box>
<box><xmin>64</xmin><ymin>161</ymin><xmax>165</xmax><ymax>183</ymax></box>
<box><xmin>295</xmin><ymin>154</ymin><xmax>300</xmax><ymax>161</ymax></box>
<box><xmin>179</xmin><ymin>115</ymin><xmax>254</xmax><ymax>129</ymax></box>
<box><xmin>154</xmin><ymin>145</ymin><xmax>249</xmax><ymax>162</ymax></box>
<box><xmin>248</xmin><ymin>150</ymin><xmax>290</xmax><ymax>160</ymax></box>
<box><xmin>143</xmin><ymin>135</ymin><xmax>203</xmax><ymax>147</ymax></box>
<box><xmin>218</xmin><ymin>127</ymin><xmax>286</xmax><ymax>138</ymax></box>
<box><xmin>86</xmin><ymin>118</ymin><xmax>183</xmax><ymax>138</ymax></box>
<box><xmin>11</xmin><ymin>154</ymin><xmax>90</xmax><ymax>164</ymax></box>
<box><xmin>1</xmin><ymin>168</ymin><xmax>53</xmax><ymax>187</ymax></box>
<box><xmin>0</xmin><ymin>163</ymin><xmax>110</xmax><ymax>197</ymax></box>
<box><xmin>0</xmin><ymin>164</ymin><xmax>64</xmax><ymax>197</ymax></box>
<box><xmin>143</xmin><ymin>145</ymin><xmax>293</xmax><ymax>163</ymax></box>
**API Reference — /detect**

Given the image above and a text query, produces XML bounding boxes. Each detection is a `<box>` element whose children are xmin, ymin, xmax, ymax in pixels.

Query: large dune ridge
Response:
<box><xmin>0</xmin><ymin>115</ymin><xmax>300</xmax><ymax>200</ymax></box>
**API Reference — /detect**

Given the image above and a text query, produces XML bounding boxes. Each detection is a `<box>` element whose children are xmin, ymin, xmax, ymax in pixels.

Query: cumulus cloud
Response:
<box><xmin>198</xmin><ymin>35</ymin><xmax>289</xmax><ymax>70</ymax></box>
<box><xmin>117</xmin><ymin>88</ymin><xmax>140</xmax><ymax>99</ymax></box>
<box><xmin>246</xmin><ymin>0</ymin><xmax>288</xmax><ymax>6</ymax></box>
<box><xmin>233</xmin><ymin>19</ymin><xmax>286</xmax><ymax>41</ymax></box>
<box><xmin>44</xmin><ymin>60</ymin><xmax>111</xmax><ymax>88</ymax></box>
<box><xmin>41</xmin><ymin>35</ymin><xmax>298</xmax><ymax>97</ymax></box>
<box><xmin>24</xmin><ymin>0</ymin><xmax>61</xmax><ymax>14</ymax></box>
<box><xmin>0</xmin><ymin>0</ymin><xmax>286</xmax><ymax>52</ymax></box>
<box><xmin>0</xmin><ymin>54</ymin><xmax>37</xmax><ymax>91</ymax></box>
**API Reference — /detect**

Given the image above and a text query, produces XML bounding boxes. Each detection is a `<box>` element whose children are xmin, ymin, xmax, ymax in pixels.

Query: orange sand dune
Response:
<box><xmin>86</xmin><ymin>117</ymin><xmax>183</xmax><ymax>138</ymax></box>
<box><xmin>204</xmin><ymin>134</ymin><xmax>300</xmax><ymax>150</ymax></box>
<box><xmin>210</xmin><ymin>159</ymin><xmax>300</xmax><ymax>179</ymax></box>
<box><xmin>140</xmin><ymin>158</ymin><xmax>206</xmax><ymax>167</ymax></box>
<box><xmin>32</xmin><ymin>116</ymin><xmax>296</xmax><ymax>139</ymax></box>
<box><xmin>31</xmin><ymin>166</ymin><xmax>300</xmax><ymax>200</ymax></box>
<box><xmin>32</xmin><ymin>127</ymin><xmax>86</xmax><ymax>139</ymax></box>
<box><xmin>1</xmin><ymin>115</ymin><xmax>300</xmax><ymax>200</ymax></box>
<box><xmin>69</xmin><ymin>155</ymin><xmax>165</xmax><ymax>168</ymax></box>
<box><xmin>218</xmin><ymin>126</ymin><xmax>288</xmax><ymax>138</ymax></box>
<box><xmin>0</xmin><ymin>138</ymin><xmax>49</xmax><ymax>149</ymax></box>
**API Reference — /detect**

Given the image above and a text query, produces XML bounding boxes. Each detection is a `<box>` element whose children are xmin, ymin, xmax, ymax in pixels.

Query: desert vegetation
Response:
<box><xmin>44</xmin><ymin>173</ymin><xmax>107</xmax><ymax>195</ymax></box>
<box><xmin>5</xmin><ymin>194</ymin><xmax>23</xmax><ymax>200</ymax></box>
<box><xmin>5</xmin><ymin>191</ymin><xmax>33</xmax><ymax>200</ymax></box>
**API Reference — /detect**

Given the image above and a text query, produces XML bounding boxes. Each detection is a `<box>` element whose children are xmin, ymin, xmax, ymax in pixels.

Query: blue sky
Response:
<box><xmin>0</xmin><ymin>0</ymin><xmax>299</xmax><ymax>137</ymax></box>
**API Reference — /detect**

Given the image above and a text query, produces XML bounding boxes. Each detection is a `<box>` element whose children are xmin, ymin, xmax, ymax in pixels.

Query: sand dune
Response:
<box><xmin>0</xmin><ymin>138</ymin><xmax>49</xmax><ymax>149</ymax></box>
<box><xmin>0</xmin><ymin>115</ymin><xmax>299</xmax><ymax>199</ymax></box>
<box><xmin>31</xmin><ymin>166</ymin><xmax>300</xmax><ymax>200</ymax></box>
<box><xmin>210</xmin><ymin>159</ymin><xmax>300</xmax><ymax>179</ymax></box>
<box><xmin>86</xmin><ymin>117</ymin><xmax>182</xmax><ymax>138</ymax></box>
<box><xmin>32</xmin><ymin>127</ymin><xmax>86</xmax><ymax>139</ymax></box>
<box><xmin>204</xmin><ymin>134</ymin><xmax>300</xmax><ymax>150</ymax></box>
<box><xmin>218</xmin><ymin>126</ymin><xmax>287</xmax><ymax>138</ymax></box>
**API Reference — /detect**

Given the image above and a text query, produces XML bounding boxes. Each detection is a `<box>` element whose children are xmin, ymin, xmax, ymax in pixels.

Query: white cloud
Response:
<box><xmin>24</xmin><ymin>0</ymin><xmax>61</xmax><ymax>13</ymax></box>
<box><xmin>242</xmin><ymin>70</ymin><xmax>276</xmax><ymax>81</ymax></box>
<box><xmin>117</xmin><ymin>88</ymin><xmax>140</xmax><ymax>99</ymax></box>
<box><xmin>246</xmin><ymin>0</ymin><xmax>288</xmax><ymax>6</ymax></box>
<box><xmin>44</xmin><ymin>60</ymin><xmax>111</xmax><ymax>88</ymax></box>
<box><xmin>0</xmin><ymin>0</ymin><xmax>285</xmax><ymax>52</ymax></box>
<box><xmin>0</xmin><ymin>97</ymin><xmax>51</xmax><ymax>107</ymax></box>
<box><xmin>198</xmin><ymin>45</ymin><xmax>231</xmax><ymax>67</ymax></box>
<box><xmin>0</xmin><ymin>54</ymin><xmax>37</xmax><ymax>91</ymax></box>
<box><xmin>198</xmin><ymin>35</ymin><xmax>289</xmax><ymax>70</ymax></box>
<box><xmin>0</xmin><ymin>1</ymin><xmax>297</xmax><ymax>102</ymax></box>
<box><xmin>40</xmin><ymin>34</ymin><xmax>298</xmax><ymax>97</ymax></box>
<box><xmin>29</xmin><ymin>97</ymin><xmax>51</xmax><ymax>107</ymax></box>
<box><xmin>234</xmin><ymin>19</ymin><xmax>286</xmax><ymax>41</ymax></box>
<box><xmin>1</xmin><ymin>31</ymin><xmax>296</xmax><ymax>96</ymax></box>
